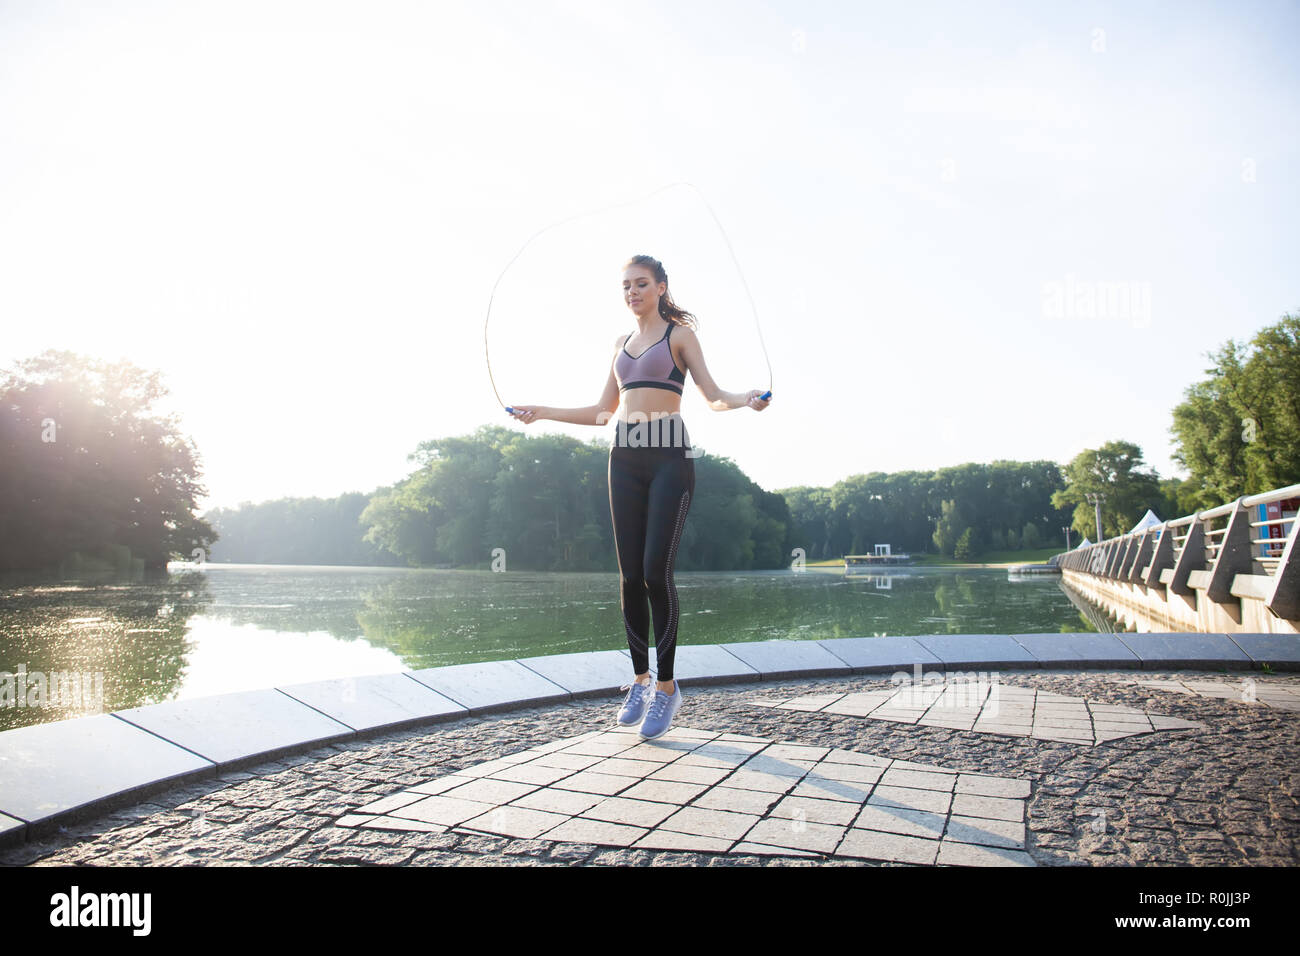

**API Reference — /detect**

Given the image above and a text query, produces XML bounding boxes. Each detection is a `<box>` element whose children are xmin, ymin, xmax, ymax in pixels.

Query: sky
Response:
<box><xmin>2</xmin><ymin>0</ymin><xmax>1297</xmax><ymax>512</ymax></box>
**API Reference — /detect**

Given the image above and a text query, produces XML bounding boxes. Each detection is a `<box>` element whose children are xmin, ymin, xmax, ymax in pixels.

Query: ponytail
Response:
<box><xmin>625</xmin><ymin>254</ymin><xmax>699</xmax><ymax>332</ymax></box>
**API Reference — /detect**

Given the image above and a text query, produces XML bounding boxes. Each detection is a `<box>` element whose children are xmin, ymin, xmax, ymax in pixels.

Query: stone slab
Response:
<box><xmin>1228</xmin><ymin>634</ymin><xmax>1300</xmax><ymax>670</ymax></box>
<box><xmin>813</xmin><ymin>636</ymin><xmax>944</xmax><ymax>673</ymax></box>
<box><xmin>936</xmin><ymin>839</ymin><xmax>1036</xmax><ymax>866</ymax></box>
<box><xmin>742</xmin><ymin>817</ymin><xmax>846</xmax><ymax>853</ymax></box>
<box><xmin>357</xmin><ymin>816</ymin><xmax>446</xmax><ymax>833</ymax></box>
<box><xmin>0</xmin><ymin>812</ymin><xmax>24</xmax><ymax>846</ymax></box>
<box><xmin>389</xmin><ymin>794</ymin><xmax>497</xmax><ymax>827</ymax></box>
<box><xmin>625</xmin><ymin>644</ymin><xmax>759</xmax><ymax>684</ymax></box>
<box><xmin>635</xmin><ymin>829</ymin><xmax>732</xmax><ymax>852</ymax></box>
<box><xmin>459</xmin><ymin>805</ymin><xmax>571</xmax><ymax>839</ymax></box>
<box><xmin>581</xmin><ymin>795</ymin><xmax>679</xmax><ymax>828</ymax></box>
<box><xmin>114</xmin><ymin>688</ymin><xmax>355</xmax><ymax>766</ymax></box>
<box><xmin>1010</xmin><ymin>634</ymin><xmax>1141</xmax><ymax>668</ymax></box>
<box><xmin>1113</xmin><ymin>633</ymin><xmax>1252</xmax><ymax>669</ymax></box>
<box><xmin>515</xmin><ymin>650</ymin><xmax>641</xmax><ymax>696</ymax></box>
<box><xmin>0</xmin><ymin>714</ymin><xmax>213</xmax><ymax>825</ymax></box>
<box><xmin>714</xmin><ymin>639</ymin><xmax>852</xmax><ymax>680</ymax></box>
<box><xmin>658</xmin><ymin>805</ymin><xmax>762</xmax><ymax>840</ymax></box>
<box><xmin>731</xmin><ymin>841</ymin><xmax>819</xmax><ymax>857</ymax></box>
<box><xmin>912</xmin><ymin>635</ymin><xmax>1037</xmax><ymax>668</ymax></box>
<box><xmin>541</xmin><ymin>816</ymin><xmax>647</xmax><ymax>847</ymax></box>
<box><xmin>407</xmin><ymin>659</ymin><xmax>571</xmax><ymax>713</ymax></box>
<box><xmin>277</xmin><ymin>672</ymin><xmax>466</xmax><ymax>731</ymax></box>
<box><xmin>834</xmin><ymin>827</ymin><xmax>939</xmax><ymax>864</ymax></box>
<box><xmin>354</xmin><ymin>791</ymin><xmax>429</xmax><ymax>816</ymax></box>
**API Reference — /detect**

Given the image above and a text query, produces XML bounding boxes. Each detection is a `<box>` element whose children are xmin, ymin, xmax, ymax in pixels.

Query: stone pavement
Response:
<box><xmin>1113</xmin><ymin>677</ymin><xmax>1300</xmax><ymax>710</ymax></box>
<box><xmin>750</xmin><ymin>682</ymin><xmax>1208</xmax><ymax>744</ymax></box>
<box><xmin>339</xmin><ymin>724</ymin><xmax>1036</xmax><ymax>864</ymax></box>
<box><xmin>2</xmin><ymin>669</ymin><xmax>1297</xmax><ymax>867</ymax></box>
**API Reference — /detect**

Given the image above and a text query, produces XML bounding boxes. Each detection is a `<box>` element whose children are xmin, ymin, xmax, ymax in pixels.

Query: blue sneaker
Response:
<box><xmin>639</xmin><ymin>680</ymin><xmax>682</xmax><ymax>740</ymax></box>
<box><xmin>617</xmin><ymin>680</ymin><xmax>653</xmax><ymax>726</ymax></box>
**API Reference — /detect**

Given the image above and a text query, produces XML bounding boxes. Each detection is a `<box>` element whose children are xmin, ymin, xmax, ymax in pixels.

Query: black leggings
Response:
<box><xmin>608</xmin><ymin>413</ymin><xmax>696</xmax><ymax>682</ymax></box>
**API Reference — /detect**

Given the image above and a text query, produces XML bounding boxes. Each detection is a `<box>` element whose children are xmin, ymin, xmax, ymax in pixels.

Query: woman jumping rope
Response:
<box><xmin>507</xmin><ymin>254</ymin><xmax>771</xmax><ymax>739</ymax></box>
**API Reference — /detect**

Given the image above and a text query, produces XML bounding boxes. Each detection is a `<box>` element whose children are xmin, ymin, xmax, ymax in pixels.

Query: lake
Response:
<box><xmin>0</xmin><ymin>563</ymin><xmax>1108</xmax><ymax>731</ymax></box>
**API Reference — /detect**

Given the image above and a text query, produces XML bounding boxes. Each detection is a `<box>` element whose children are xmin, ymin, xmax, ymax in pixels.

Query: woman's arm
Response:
<box><xmin>675</xmin><ymin>326</ymin><xmax>770</xmax><ymax>411</ymax></box>
<box><xmin>539</xmin><ymin>402</ymin><xmax>615</xmax><ymax>426</ymax></box>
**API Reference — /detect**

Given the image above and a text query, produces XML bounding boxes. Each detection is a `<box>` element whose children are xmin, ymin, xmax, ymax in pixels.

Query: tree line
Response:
<box><xmin>1</xmin><ymin>310</ymin><xmax>1295</xmax><ymax>572</ymax></box>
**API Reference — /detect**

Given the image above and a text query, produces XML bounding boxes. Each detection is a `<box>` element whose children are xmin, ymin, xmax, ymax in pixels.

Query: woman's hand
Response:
<box><xmin>509</xmin><ymin>405</ymin><xmax>542</xmax><ymax>424</ymax></box>
<box><xmin>745</xmin><ymin>389</ymin><xmax>771</xmax><ymax>412</ymax></box>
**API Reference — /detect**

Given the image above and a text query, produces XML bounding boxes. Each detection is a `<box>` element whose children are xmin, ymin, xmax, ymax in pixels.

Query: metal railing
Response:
<box><xmin>1053</xmin><ymin>482</ymin><xmax>1300</xmax><ymax>621</ymax></box>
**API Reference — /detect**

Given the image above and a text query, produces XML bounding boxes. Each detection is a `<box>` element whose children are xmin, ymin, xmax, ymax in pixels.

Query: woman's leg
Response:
<box><xmin>642</xmin><ymin>449</ymin><xmax>695</xmax><ymax>686</ymax></box>
<box><xmin>608</xmin><ymin>447</ymin><xmax>652</xmax><ymax>679</ymax></box>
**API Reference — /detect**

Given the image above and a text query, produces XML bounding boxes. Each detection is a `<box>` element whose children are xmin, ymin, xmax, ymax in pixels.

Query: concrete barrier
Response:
<box><xmin>1054</xmin><ymin>484</ymin><xmax>1300</xmax><ymax>634</ymax></box>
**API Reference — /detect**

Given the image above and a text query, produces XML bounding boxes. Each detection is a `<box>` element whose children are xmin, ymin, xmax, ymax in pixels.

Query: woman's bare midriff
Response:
<box><xmin>617</xmin><ymin>389</ymin><xmax>681</xmax><ymax>423</ymax></box>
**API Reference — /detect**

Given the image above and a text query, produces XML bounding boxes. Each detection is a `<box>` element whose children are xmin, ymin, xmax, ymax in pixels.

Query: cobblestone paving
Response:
<box><xmin>2</xmin><ymin>669</ymin><xmax>1297</xmax><ymax>867</ymax></box>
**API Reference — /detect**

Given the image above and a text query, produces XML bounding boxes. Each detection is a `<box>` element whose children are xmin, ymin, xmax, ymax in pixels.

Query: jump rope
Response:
<box><xmin>482</xmin><ymin>180</ymin><xmax>773</xmax><ymax>418</ymax></box>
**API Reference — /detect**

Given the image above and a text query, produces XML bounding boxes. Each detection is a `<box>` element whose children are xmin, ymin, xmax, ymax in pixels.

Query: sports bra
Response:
<box><xmin>613</xmin><ymin>320</ymin><xmax>686</xmax><ymax>395</ymax></box>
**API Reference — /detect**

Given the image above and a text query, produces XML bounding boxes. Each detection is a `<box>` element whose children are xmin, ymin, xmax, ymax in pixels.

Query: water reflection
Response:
<box><xmin>0</xmin><ymin>570</ymin><xmax>212</xmax><ymax>730</ymax></box>
<box><xmin>0</xmin><ymin>564</ymin><xmax>1101</xmax><ymax>732</ymax></box>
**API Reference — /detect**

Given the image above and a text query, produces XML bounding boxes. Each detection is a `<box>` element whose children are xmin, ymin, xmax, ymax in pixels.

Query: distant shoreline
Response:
<box><xmin>808</xmin><ymin>549</ymin><xmax>1063</xmax><ymax>571</ymax></box>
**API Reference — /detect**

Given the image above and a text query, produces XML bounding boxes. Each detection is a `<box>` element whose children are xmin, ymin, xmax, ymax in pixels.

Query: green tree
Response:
<box><xmin>953</xmin><ymin>527</ymin><xmax>975</xmax><ymax>560</ymax></box>
<box><xmin>687</xmin><ymin>454</ymin><xmax>762</xmax><ymax>569</ymax></box>
<box><xmin>932</xmin><ymin>498</ymin><xmax>968</xmax><ymax>556</ymax></box>
<box><xmin>929</xmin><ymin>463</ymin><xmax>996</xmax><ymax>555</ymax></box>
<box><xmin>780</xmin><ymin>486</ymin><xmax>836</xmax><ymax>561</ymax></box>
<box><xmin>1155</xmin><ymin>476</ymin><xmax>1195</xmax><ymax>521</ymax></box>
<box><xmin>0</xmin><ymin>350</ymin><xmax>216</xmax><ymax>572</ymax></box>
<box><xmin>1051</xmin><ymin>441</ymin><xmax>1162</xmax><ymax>540</ymax></box>
<box><xmin>361</xmin><ymin>472</ymin><xmax>448</xmax><ymax>567</ymax></box>
<box><xmin>361</xmin><ymin>425</ymin><xmax>515</xmax><ymax>567</ymax></box>
<box><xmin>1170</xmin><ymin>312</ymin><xmax>1300</xmax><ymax>509</ymax></box>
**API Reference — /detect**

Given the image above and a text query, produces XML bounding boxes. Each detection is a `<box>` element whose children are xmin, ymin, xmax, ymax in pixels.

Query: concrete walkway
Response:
<box><xmin>2</xmin><ymin>661</ymin><xmax>1297</xmax><ymax>866</ymax></box>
